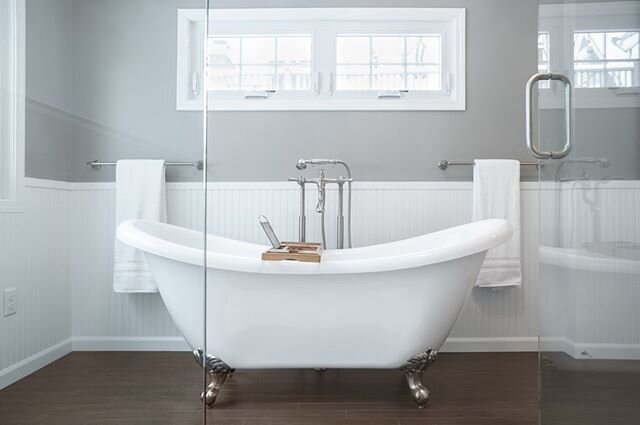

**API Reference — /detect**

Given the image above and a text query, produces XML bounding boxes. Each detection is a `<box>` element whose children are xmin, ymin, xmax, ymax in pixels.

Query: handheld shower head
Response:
<box><xmin>296</xmin><ymin>159</ymin><xmax>347</xmax><ymax>174</ymax></box>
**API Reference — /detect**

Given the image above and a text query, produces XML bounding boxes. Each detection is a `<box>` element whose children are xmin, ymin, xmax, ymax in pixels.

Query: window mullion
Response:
<box><xmin>238</xmin><ymin>38</ymin><xmax>243</xmax><ymax>91</ymax></box>
<box><xmin>314</xmin><ymin>29</ymin><xmax>335</xmax><ymax>96</ymax></box>
<box><xmin>274</xmin><ymin>37</ymin><xmax>278</xmax><ymax>91</ymax></box>
<box><xmin>603</xmin><ymin>33</ymin><xmax>608</xmax><ymax>87</ymax></box>
<box><xmin>369</xmin><ymin>36</ymin><xmax>373</xmax><ymax>90</ymax></box>
<box><xmin>403</xmin><ymin>36</ymin><xmax>408</xmax><ymax>90</ymax></box>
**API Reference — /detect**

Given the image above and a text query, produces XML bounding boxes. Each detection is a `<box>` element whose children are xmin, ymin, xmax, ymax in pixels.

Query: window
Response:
<box><xmin>538</xmin><ymin>32</ymin><xmax>550</xmax><ymax>75</ymax></box>
<box><xmin>538</xmin><ymin>32</ymin><xmax>550</xmax><ymax>88</ymax></box>
<box><xmin>177</xmin><ymin>8</ymin><xmax>466</xmax><ymax>111</ymax></box>
<box><xmin>539</xmin><ymin>2</ymin><xmax>640</xmax><ymax>108</ymax></box>
<box><xmin>573</xmin><ymin>31</ymin><xmax>639</xmax><ymax>88</ymax></box>
<box><xmin>335</xmin><ymin>35</ymin><xmax>442</xmax><ymax>91</ymax></box>
<box><xmin>207</xmin><ymin>35</ymin><xmax>312</xmax><ymax>91</ymax></box>
<box><xmin>0</xmin><ymin>0</ymin><xmax>25</xmax><ymax>213</ymax></box>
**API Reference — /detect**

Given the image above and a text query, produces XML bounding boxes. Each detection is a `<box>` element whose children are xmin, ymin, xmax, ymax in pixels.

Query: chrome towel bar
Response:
<box><xmin>437</xmin><ymin>160</ymin><xmax>542</xmax><ymax>170</ymax></box>
<box><xmin>87</xmin><ymin>160</ymin><xmax>204</xmax><ymax>170</ymax></box>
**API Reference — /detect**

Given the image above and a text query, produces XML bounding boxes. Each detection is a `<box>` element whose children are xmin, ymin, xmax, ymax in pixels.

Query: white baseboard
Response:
<box><xmin>70</xmin><ymin>336</ymin><xmax>538</xmax><ymax>354</ymax></box>
<box><xmin>441</xmin><ymin>337</ymin><xmax>539</xmax><ymax>353</ymax></box>
<box><xmin>572</xmin><ymin>343</ymin><xmax>640</xmax><ymax>360</ymax></box>
<box><xmin>71</xmin><ymin>336</ymin><xmax>190</xmax><ymax>352</ymax></box>
<box><xmin>0</xmin><ymin>339</ymin><xmax>72</xmax><ymax>390</ymax></box>
<box><xmin>2</xmin><ymin>336</ymin><xmax>638</xmax><ymax>390</ymax></box>
<box><xmin>541</xmin><ymin>337</ymin><xmax>640</xmax><ymax>360</ymax></box>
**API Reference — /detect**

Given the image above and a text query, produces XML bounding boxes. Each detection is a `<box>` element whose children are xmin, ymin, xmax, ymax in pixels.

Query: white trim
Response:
<box><xmin>23</xmin><ymin>178</ymin><xmax>546</xmax><ymax>192</ymax></box>
<box><xmin>539</xmin><ymin>337</ymin><xmax>575</xmax><ymax>356</ymax></box>
<box><xmin>571</xmin><ymin>342</ymin><xmax>640</xmax><ymax>360</ymax></box>
<box><xmin>177</xmin><ymin>8</ymin><xmax>466</xmax><ymax>111</ymax></box>
<box><xmin>0</xmin><ymin>0</ymin><xmax>25</xmax><ymax>213</ymax></box>
<box><xmin>208</xmin><ymin>8</ymin><xmax>465</xmax><ymax>23</ymax></box>
<box><xmin>0</xmin><ymin>339</ymin><xmax>72</xmax><ymax>390</ymax></box>
<box><xmin>441</xmin><ymin>337</ymin><xmax>539</xmax><ymax>353</ymax></box>
<box><xmin>23</xmin><ymin>177</ymin><xmax>74</xmax><ymax>191</ymax></box>
<box><xmin>71</xmin><ymin>337</ymin><xmax>190</xmax><ymax>352</ymax></box>
<box><xmin>3</xmin><ymin>335</ymin><xmax>637</xmax><ymax>387</ymax></box>
<box><xmin>176</xmin><ymin>9</ymin><xmax>204</xmax><ymax>111</ymax></box>
<box><xmin>69</xmin><ymin>336</ymin><xmax>540</xmax><ymax>354</ymax></box>
<box><xmin>541</xmin><ymin>337</ymin><xmax>640</xmax><ymax>360</ymax></box>
<box><xmin>23</xmin><ymin>177</ymin><xmax>640</xmax><ymax>194</ymax></box>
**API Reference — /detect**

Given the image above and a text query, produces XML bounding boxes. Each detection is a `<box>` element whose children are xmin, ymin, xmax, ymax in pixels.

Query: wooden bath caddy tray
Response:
<box><xmin>262</xmin><ymin>242</ymin><xmax>322</xmax><ymax>263</ymax></box>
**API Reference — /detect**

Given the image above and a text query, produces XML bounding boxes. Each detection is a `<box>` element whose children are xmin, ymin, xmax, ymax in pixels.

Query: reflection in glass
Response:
<box><xmin>574</xmin><ymin>31</ymin><xmax>639</xmax><ymax>88</ymax></box>
<box><xmin>538</xmin><ymin>2</ymin><xmax>640</xmax><ymax>425</ymax></box>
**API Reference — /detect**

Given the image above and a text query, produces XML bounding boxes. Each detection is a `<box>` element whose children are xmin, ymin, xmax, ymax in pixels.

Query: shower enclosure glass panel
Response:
<box><xmin>536</xmin><ymin>1</ymin><xmax>640</xmax><ymax>423</ymax></box>
<box><xmin>0</xmin><ymin>1</ymin><xmax>207</xmax><ymax>423</ymax></box>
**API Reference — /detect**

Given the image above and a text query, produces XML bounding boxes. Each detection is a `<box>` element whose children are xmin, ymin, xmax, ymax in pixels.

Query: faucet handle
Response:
<box><xmin>288</xmin><ymin>176</ymin><xmax>306</xmax><ymax>185</ymax></box>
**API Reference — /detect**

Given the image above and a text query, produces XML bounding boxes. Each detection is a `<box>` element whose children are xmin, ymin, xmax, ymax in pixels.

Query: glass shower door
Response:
<box><xmin>533</xmin><ymin>1</ymin><xmax>640</xmax><ymax>423</ymax></box>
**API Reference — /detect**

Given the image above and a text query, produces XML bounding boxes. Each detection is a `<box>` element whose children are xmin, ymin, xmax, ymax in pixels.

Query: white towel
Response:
<box><xmin>473</xmin><ymin>160</ymin><xmax>522</xmax><ymax>288</ymax></box>
<box><xmin>113</xmin><ymin>160</ymin><xmax>167</xmax><ymax>293</ymax></box>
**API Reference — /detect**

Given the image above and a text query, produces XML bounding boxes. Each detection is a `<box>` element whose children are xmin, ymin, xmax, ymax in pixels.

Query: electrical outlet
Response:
<box><xmin>4</xmin><ymin>288</ymin><xmax>17</xmax><ymax>317</ymax></box>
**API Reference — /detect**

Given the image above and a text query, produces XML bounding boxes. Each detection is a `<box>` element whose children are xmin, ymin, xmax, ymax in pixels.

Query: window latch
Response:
<box><xmin>445</xmin><ymin>73</ymin><xmax>453</xmax><ymax>95</ymax></box>
<box><xmin>191</xmin><ymin>72</ymin><xmax>200</xmax><ymax>97</ymax></box>
<box><xmin>244</xmin><ymin>90</ymin><xmax>275</xmax><ymax>99</ymax></box>
<box><xmin>314</xmin><ymin>73</ymin><xmax>321</xmax><ymax>95</ymax></box>
<box><xmin>377</xmin><ymin>90</ymin><xmax>408</xmax><ymax>99</ymax></box>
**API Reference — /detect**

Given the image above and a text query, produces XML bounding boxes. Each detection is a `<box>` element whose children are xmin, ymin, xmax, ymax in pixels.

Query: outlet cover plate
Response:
<box><xmin>4</xmin><ymin>288</ymin><xmax>16</xmax><ymax>317</ymax></box>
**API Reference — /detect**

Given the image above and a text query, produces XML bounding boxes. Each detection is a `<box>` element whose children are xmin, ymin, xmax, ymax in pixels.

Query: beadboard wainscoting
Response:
<box><xmin>0</xmin><ymin>184</ymin><xmax>72</xmax><ymax>389</ymax></box>
<box><xmin>65</xmin><ymin>180</ymin><xmax>541</xmax><ymax>353</ymax></box>
<box><xmin>4</xmin><ymin>178</ymin><xmax>640</xmax><ymax>390</ymax></box>
<box><xmin>538</xmin><ymin>180</ymin><xmax>640</xmax><ymax>360</ymax></box>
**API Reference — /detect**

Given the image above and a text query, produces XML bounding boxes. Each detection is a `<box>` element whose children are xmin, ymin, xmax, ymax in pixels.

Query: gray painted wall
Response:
<box><xmin>26</xmin><ymin>0</ymin><xmax>74</xmax><ymax>181</ymax></box>
<box><xmin>200</xmin><ymin>0</ymin><xmax>539</xmax><ymax>182</ymax></box>
<box><xmin>26</xmin><ymin>0</ymin><xmax>205</xmax><ymax>182</ymax></box>
<box><xmin>28</xmin><ymin>0</ymin><xmax>634</xmax><ymax>182</ymax></box>
<box><xmin>541</xmin><ymin>107</ymin><xmax>640</xmax><ymax>181</ymax></box>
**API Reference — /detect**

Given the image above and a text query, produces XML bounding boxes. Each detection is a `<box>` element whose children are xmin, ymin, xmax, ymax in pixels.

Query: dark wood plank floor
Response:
<box><xmin>540</xmin><ymin>352</ymin><xmax>640</xmax><ymax>425</ymax></box>
<box><xmin>0</xmin><ymin>352</ymin><xmax>538</xmax><ymax>425</ymax></box>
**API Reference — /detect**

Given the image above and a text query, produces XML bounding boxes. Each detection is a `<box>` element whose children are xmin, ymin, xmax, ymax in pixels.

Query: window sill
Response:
<box><xmin>177</xmin><ymin>97</ymin><xmax>466</xmax><ymax>111</ymax></box>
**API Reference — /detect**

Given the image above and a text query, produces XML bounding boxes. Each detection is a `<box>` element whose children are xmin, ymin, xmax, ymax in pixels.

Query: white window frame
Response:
<box><xmin>539</xmin><ymin>1</ymin><xmax>640</xmax><ymax>109</ymax></box>
<box><xmin>0</xmin><ymin>0</ymin><xmax>25</xmax><ymax>213</ymax></box>
<box><xmin>176</xmin><ymin>8</ymin><xmax>466</xmax><ymax>111</ymax></box>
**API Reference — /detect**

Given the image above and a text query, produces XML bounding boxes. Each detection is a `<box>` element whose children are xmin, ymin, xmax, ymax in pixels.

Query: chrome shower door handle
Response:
<box><xmin>525</xmin><ymin>73</ymin><xmax>573</xmax><ymax>159</ymax></box>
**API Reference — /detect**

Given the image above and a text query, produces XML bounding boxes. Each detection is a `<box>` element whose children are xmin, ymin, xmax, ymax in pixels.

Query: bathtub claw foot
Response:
<box><xmin>202</xmin><ymin>371</ymin><xmax>228</xmax><ymax>407</ymax></box>
<box><xmin>400</xmin><ymin>348</ymin><xmax>438</xmax><ymax>408</ymax></box>
<box><xmin>193</xmin><ymin>349</ymin><xmax>234</xmax><ymax>408</ymax></box>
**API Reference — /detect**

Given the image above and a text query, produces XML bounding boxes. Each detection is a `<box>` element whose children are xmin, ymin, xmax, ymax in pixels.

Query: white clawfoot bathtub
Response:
<box><xmin>117</xmin><ymin>218</ymin><xmax>511</xmax><ymax>407</ymax></box>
